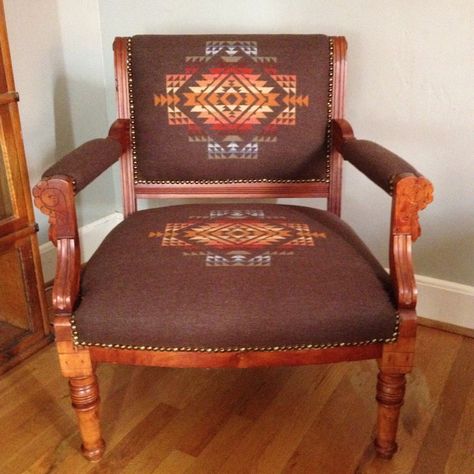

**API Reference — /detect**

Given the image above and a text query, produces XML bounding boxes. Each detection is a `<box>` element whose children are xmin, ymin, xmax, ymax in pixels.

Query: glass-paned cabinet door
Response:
<box><xmin>0</xmin><ymin>0</ymin><xmax>50</xmax><ymax>373</ymax></box>
<box><xmin>0</xmin><ymin>101</ymin><xmax>29</xmax><ymax>236</ymax></box>
<box><xmin>0</xmin><ymin>140</ymin><xmax>14</xmax><ymax>220</ymax></box>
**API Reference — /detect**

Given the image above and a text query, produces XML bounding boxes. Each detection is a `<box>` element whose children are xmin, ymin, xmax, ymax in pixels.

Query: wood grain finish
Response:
<box><xmin>390</xmin><ymin>175</ymin><xmax>434</xmax><ymax>309</ymax></box>
<box><xmin>0</xmin><ymin>0</ymin><xmax>50</xmax><ymax>373</ymax></box>
<box><xmin>374</xmin><ymin>372</ymin><xmax>407</xmax><ymax>459</ymax></box>
<box><xmin>0</xmin><ymin>90</ymin><xmax>18</xmax><ymax>105</ymax></box>
<box><xmin>135</xmin><ymin>181</ymin><xmax>330</xmax><ymax>199</ymax></box>
<box><xmin>327</xmin><ymin>36</ymin><xmax>347</xmax><ymax>216</ymax></box>
<box><xmin>391</xmin><ymin>174</ymin><xmax>433</xmax><ymax>241</ymax></box>
<box><xmin>0</xmin><ymin>326</ymin><xmax>472</xmax><ymax>473</ymax></box>
<box><xmin>89</xmin><ymin>343</ymin><xmax>383</xmax><ymax>369</ymax></box>
<box><xmin>107</xmin><ymin>118</ymin><xmax>130</xmax><ymax>154</ymax></box>
<box><xmin>113</xmin><ymin>37</ymin><xmax>136</xmax><ymax>217</ymax></box>
<box><xmin>332</xmin><ymin>116</ymin><xmax>354</xmax><ymax>151</ymax></box>
<box><xmin>32</xmin><ymin>177</ymin><xmax>80</xmax><ymax>314</ymax></box>
<box><xmin>69</xmin><ymin>374</ymin><xmax>105</xmax><ymax>462</ymax></box>
<box><xmin>32</xmin><ymin>177</ymin><xmax>77</xmax><ymax>242</ymax></box>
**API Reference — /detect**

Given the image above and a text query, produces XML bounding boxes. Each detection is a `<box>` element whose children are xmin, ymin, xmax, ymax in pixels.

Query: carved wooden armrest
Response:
<box><xmin>332</xmin><ymin>119</ymin><xmax>434</xmax><ymax>308</ymax></box>
<box><xmin>390</xmin><ymin>174</ymin><xmax>433</xmax><ymax>308</ymax></box>
<box><xmin>32</xmin><ymin>119</ymin><xmax>129</xmax><ymax>316</ymax></box>
<box><xmin>33</xmin><ymin>176</ymin><xmax>80</xmax><ymax>315</ymax></box>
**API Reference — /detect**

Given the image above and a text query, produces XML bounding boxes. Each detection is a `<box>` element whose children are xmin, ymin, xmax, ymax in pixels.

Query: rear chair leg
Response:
<box><xmin>69</xmin><ymin>373</ymin><xmax>105</xmax><ymax>461</ymax></box>
<box><xmin>374</xmin><ymin>371</ymin><xmax>406</xmax><ymax>459</ymax></box>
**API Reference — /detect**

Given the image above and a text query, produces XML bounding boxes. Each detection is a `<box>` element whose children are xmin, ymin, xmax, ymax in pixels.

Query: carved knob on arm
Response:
<box><xmin>33</xmin><ymin>176</ymin><xmax>77</xmax><ymax>244</ymax></box>
<box><xmin>391</xmin><ymin>174</ymin><xmax>434</xmax><ymax>241</ymax></box>
<box><xmin>332</xmin><ymin>118</ymin><xmax>355</xmax><ymax>153</ymax></box>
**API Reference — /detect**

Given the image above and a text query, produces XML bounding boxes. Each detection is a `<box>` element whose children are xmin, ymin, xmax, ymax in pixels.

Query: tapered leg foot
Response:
<box><xmin>69</xmin><ymin>374</ymin><xmax>106</xmax><ymax>462</ymax></box>
<box><xmin>374</xmin><ymin>371</ymin><xmax>406</xmax><ymax>459</ymax></box>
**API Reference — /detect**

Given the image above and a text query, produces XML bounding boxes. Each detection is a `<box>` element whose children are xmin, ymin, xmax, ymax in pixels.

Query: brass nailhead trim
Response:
<box><xmin>388</xmin><ymin>174</ymin><xmax>396</xmax><ymax>195</ymax></box>
<box><xmin>70</xmin><ymin>313</ymin><xmax>400</xmax><ymax>353</ymax></box>
<box><xmin>326</xmin><ymin>38</ymin><xmax>334</xmax><ymax>182</ymax></box>
<box><xmin>126</xmin><ymin>38</ymin><xmax>138</xmax><ymax>183</ymax></box>
<box><xmin>126</xmin><ymin>36</ymin><xmax>334</xmax><ymax>186</ymax></box>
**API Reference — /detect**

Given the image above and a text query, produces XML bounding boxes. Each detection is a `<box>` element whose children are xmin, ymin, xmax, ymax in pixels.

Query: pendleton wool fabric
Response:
<box><xmin>42</xmin><ymin>138</ymin><xmax>121</xmax><ymax>192</ymax></box>
<box><xmin>340</xmin><ymin>139</ymin><xmax>420</xmax><ymax>193</ymax></box>
<box><xmin>74</xmin><ymin>204</ymin><xmax>398</xmax><ymax>350</ymax></box>
<box><xmin>129</xmin><ymin>35</ymin><xmax>331</xmax><ymax>183</ymax></box>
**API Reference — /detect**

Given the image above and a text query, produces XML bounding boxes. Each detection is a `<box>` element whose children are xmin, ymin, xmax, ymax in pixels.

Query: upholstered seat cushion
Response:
<box><xmin>73</xmin><ymin>204</ymin><xmax>398</xmax><ymax>352</ymax></box>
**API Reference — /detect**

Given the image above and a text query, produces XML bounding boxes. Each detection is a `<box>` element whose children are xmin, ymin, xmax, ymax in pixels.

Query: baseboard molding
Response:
<box><xmin>39</xmin><ymin>212</ymin><xmax>123</xmax><ymax>283</ymax></box>
<box><xmin>417</xmin><ymin>316</ymin><xmax>474</xmax><ymax>339</ymax></box>
<box><xmin>415</xmin><ymin>275</ymin><xmax>474</xmax><ymax>331</ymax></box>
<box><xmin>40</xmin><ymin>212</ymin><xmax>474</xmax><ymax>331</ymax></box>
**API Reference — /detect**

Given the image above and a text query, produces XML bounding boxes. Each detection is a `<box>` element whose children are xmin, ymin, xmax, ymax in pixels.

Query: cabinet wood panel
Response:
<box><xmin>0</xmin><ymin>0</ymin><xmax>51</xmax><ymax>373</ymax></box>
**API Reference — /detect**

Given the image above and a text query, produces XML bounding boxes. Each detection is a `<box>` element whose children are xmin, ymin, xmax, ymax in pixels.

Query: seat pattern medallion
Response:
<box><xmin>148</xmin><ymin>209</ymin><xmax>326</xmax><ymax>266</ymax></box>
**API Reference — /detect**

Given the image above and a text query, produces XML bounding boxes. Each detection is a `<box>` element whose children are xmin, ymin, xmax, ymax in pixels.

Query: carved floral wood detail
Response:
<box><xmin>32</xmin><ymin>177</ymin><xmax>80</xmax><ymax>314</ymax></box>
<box><xmin>32</xmin><ymin>177</ymin><xmax>77</xmax><ymax>243</ymax></box>
<box><xmin>392</xmin><ymin>175</ymin><xmax>434</xmax><ymax>241</ymax></box>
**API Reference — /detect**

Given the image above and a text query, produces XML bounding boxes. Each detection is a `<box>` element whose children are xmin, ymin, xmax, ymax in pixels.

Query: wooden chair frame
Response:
<box><xmin>33</xmin><ymin>36</ymin><xmax>433</xmax><ymax>462</ymax></box>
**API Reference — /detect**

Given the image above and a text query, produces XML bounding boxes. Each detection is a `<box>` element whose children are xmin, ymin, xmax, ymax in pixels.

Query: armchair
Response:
<box><xmin>33</xmin><ymin>35</ymin><xmax>433</xmax><ymax>462</ymax></box>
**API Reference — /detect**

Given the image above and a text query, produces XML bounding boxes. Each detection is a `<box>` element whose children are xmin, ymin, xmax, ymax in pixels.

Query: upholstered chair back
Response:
<box><xmin>127</xmin><ymin>35</ymin><xmax>333</xmax><ymax>185</ymax></box>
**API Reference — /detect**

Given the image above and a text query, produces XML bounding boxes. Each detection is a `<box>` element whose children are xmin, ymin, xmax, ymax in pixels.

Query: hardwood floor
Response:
<box><xmin>0</xmin><ymin>326</ymin><xmax>472</xmax><ymax>473</ymax></box>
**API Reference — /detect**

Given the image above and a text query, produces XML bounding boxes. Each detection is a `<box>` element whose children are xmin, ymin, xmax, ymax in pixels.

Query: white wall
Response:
<box><xmin>4</xmin><ymin>0</ymin><xmax>473</xmax><ymax>288</ymax></box>
<box><xmin>4</xmin><ymin>0</ymin><xmax>117</xmax><ymax>243</ymax></box>
<box><xmin>97</xmin><ymin>0</ymin><xmax>474</xmax><ymax>286</ymax></box>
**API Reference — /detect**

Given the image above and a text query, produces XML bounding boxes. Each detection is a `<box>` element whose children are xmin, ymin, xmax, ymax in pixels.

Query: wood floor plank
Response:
<box><xmin>218</xmin><ymin>364</ymin><xmax>347</xmax><ymax>474</ymax></box>
<box><xmin>412</xmin><ymin>337</ymin><xmax>474</xmax><ymax>474</ymax></box>
<box><xmin>117</xmin><ymin>370</ymin><xmax>244</xmax><ymax>473</ymax></box>
<box><xmin>0</xmin><ymin>326</ymin><xmax>472</xmax><ymax>473</ymax></box>
<box><xmin>0</xmin><ymin>345</ymin><xmax>60</xmax><ymax>419</ymax></box>
<box><xmin>174</xmin><ymin>369</ymin><xmax>265</xmax><ymax>457</ymax></box>
<box><xmin>234</xmin><ymin>366</ymin><xmax>294</xmax><ymax>421</ymax></box>
<box><xmin>282</xmin><ymin>361</ymin><xmax>377</xmax><ymax>474</ymax></box>
<box><xmin>185</xmin><ymin>414</ymin><xmax>253</xmax><ymax>474</ymax></box>
<box><xmin>445</xmin><ymin>374</ymin><xmax>474</xmax><ymax>473</ymax></box>
<box><xmin>253</xmin><ymin>363</ymin><xmax>353</xmax><ymax>473</ymax></box>
<box><xmin>87</xmin><ymin>403</ymin><xmax>179</xmax><ymax>474</ymax></box>
<box><xmin>152</xmin><ymin>450</ymin><xmax>195</xmax><ymax>474</ymax></box>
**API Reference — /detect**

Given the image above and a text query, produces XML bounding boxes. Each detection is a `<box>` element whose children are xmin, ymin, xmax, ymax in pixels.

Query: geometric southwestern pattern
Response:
<box><xmin>148</xmin><ymin>209</ymin><xmax>326</xmax><ymax>266</ymax></box>
<box><xmin>154</xmin><ymin>41</ymin><xmax>309</xmax><ymax>159</ymax></box>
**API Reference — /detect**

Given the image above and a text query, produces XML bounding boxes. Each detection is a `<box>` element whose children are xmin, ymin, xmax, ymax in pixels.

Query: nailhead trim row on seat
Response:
<box><xmin>70</xmin><ymin>312</ymin><xmax>399</xmax><ymax>352</ymax></box>
<box><xmin>126</xmin><ymin>37</ymin><xmax>335</xmax><ymax>186</ymax></box>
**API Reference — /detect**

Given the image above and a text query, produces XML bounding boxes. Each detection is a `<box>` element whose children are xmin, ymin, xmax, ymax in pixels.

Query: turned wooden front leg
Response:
<box><xmin>374</xmin><ymin>371</ymin><xmax>406</xmax><ymax>459</ymax></box>
<box><xmin>69</xmin><ymin>374</ymin><xmax>105</xmax><ymax>462</ymax></box>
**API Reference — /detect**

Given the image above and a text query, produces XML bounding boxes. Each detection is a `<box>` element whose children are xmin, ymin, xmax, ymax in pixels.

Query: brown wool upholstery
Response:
<box><xmin>130</xmin><ymin>35</ymin><xmax>331</xmax><ymax>183</ymax></box>
<box><xmin>341</xmin><ymin>139</ymin><xmax>420</xmax><ymax>193</ymax></box>
<box><xmin>42</xmin><ymin>138</ymin><xmax>122</xmax><ymax>192</ymax></box>
<box><xmin>74</xmin><ymin>204</ymin><xmax>398</xmax><ymax>351</ymax></box>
